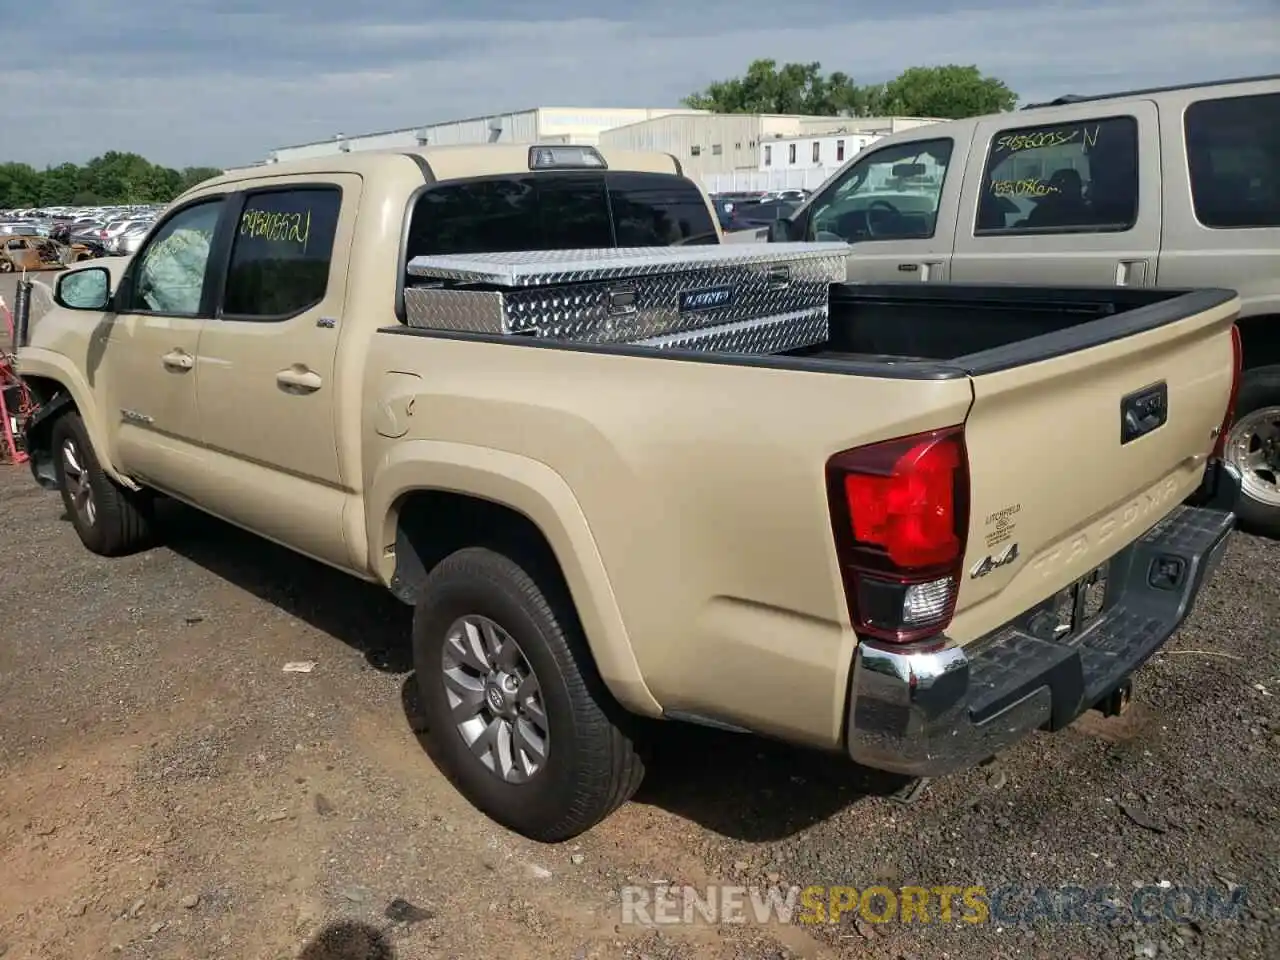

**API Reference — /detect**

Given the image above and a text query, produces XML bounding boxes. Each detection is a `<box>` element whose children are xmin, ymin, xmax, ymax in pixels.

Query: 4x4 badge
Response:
<box><xmin>970</xmin><ymin>542</ymin><xmax>1019</xmax><ymax>578</ymax></box>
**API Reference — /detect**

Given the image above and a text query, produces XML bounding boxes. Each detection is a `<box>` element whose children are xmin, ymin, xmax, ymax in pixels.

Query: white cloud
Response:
<box><xmin>2</xmin><ymin>0</ymin><xmax>1276</xmax><ymax>168</ymax></box>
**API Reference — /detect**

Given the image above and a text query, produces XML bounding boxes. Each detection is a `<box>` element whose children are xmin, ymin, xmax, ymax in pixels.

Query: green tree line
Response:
<box><xmin>0</xmin><ymin>151</ymin><xmax>224</xmax><ymax>209</ymax></box>
<box><xmin>683</xmin><ymin>61</ymin><xmax>1018</xmax><ymax>119</ymax></box>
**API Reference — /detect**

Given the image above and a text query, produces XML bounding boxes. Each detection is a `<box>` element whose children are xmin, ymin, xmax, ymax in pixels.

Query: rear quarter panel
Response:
<box><xmin>363</xmin><ymin>334</ymin><xmax>974</xmax><ymax>746</ymax></box>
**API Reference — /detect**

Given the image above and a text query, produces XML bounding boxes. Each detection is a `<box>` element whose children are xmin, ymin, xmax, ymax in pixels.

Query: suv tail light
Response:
<box><xmin>1211</xmin><ymin>324</ymin><xmax>1242</xmax><ymax>460</ymax></box>
<box><xmin>826</xmin><ymin>426</ymin><xmax>970</xmax><ymax>644</ymax></box>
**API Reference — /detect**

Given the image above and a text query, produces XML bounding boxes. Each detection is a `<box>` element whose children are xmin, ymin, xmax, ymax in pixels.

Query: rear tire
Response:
<box><xmin>1224</xmin><ymin>367</ymin><xmax>1280</xmax><ymax>539</ymax></box>
<box><xmin>413</xmin><ymin>546</ymin><xmax>644</xmax><ymax>842</ymax></box>
<box><xmin>50</xmin><ymin>413</ymin><xmax>154</xmax><ymax>556</ymax></box>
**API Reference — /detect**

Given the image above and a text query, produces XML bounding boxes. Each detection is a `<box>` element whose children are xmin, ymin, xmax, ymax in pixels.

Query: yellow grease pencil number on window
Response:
<box><xmin>994</xmin><ymin>125</ymin><xmax>1100</xmax><ymax>154</ymax></box>
<box><xmin>239</xmin><ymin>207</ymin><xmax>313</xmax><ymax>252</ymax></box>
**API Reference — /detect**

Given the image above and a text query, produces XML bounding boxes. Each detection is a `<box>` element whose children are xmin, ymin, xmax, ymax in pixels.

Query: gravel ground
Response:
<box><xmin>0</xmin><ymin>307</ymin><xmax>1277</xmax><ymax>958</ymax></box>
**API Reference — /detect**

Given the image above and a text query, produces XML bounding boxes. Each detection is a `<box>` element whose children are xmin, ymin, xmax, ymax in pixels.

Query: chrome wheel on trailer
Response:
<box><xmin>1225</xmin><ymin>406</ymin><xmax>1280</xmax><ymax>509</ymax></box>
<box><xmin>442</xmin><ymin>614</ymin><xmax>549</xmax><ymax>784</ymax></box>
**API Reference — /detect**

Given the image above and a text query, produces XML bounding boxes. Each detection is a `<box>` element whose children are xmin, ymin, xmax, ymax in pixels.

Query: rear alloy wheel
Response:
<box><xmin>0</xmin><ymin>259</ymin><xmax>13</xmax><ymax>273</ymax></box>
<box><xmin>1224</xmin><ymin>367</ymin><xmax>1280</xmax><ymax>539</ymax></box>
<box><xmin>413</xmin><ymin>547</ymin><xmax>645</xmax><ymax>842</ymax></box>
<box><xmin>442</xmin><ymin>613</ymin><xmax>550</xmax><ymax>784</ymax></box>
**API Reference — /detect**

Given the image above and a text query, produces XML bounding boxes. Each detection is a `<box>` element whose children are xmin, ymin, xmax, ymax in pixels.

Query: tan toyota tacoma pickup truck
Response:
<box><xmin>15</xmin><ymin>143</ymin><xmax>1244</xmax><ymax>843</ymax></box>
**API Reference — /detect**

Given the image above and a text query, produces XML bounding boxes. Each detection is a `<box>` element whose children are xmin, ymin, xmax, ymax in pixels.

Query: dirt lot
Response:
<box><xmin>1</xmin><ymin>273</ymin><xmax>1277</xmax><ymax>959</ymax></box>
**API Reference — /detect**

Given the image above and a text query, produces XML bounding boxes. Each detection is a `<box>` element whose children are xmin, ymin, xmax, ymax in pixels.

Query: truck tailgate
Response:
<box><xmin>949</xmin><ymin>290</ymin><xmax>1239</xmax><ymax>644</ymax></box>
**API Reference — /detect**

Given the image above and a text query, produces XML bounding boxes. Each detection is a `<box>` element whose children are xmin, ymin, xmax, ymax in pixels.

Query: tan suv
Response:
<box><xmin>778</xmin><ymin>74</ymin><xmax>1280</xmax><ymax>534</ymax></box>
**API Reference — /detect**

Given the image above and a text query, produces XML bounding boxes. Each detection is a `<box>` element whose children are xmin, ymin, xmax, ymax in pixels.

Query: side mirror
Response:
<box><xmin>55</xmin><ymin>266</ymin><xmax>112</xmax><ymax>311</ymax></box>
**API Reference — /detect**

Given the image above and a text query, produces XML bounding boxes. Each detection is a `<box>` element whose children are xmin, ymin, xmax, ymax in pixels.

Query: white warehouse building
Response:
<box><xmin>760</xmin><ymin>132</ymin><xmax>880</xmax><ymax>173</ymax></box>
<box><xmin>599</xmin><ymin>113</ymin><xmax>942</xmax><ymax>192</ymax></box>
<box><xmin>264</xmin><ymin>107</ymin><xmax>942</xmax><ymax>193</ymax></box>
<box><xmin>265</xmin><ymin>106</ymin><xmax>703</xmax><ymax>164</ymax></box>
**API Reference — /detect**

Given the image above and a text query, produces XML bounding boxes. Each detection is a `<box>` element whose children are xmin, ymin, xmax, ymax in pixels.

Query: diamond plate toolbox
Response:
<box><xmin>403</xmin><ymin>243</ymin><xmax>849</xmax><ymax>354</ymax></box>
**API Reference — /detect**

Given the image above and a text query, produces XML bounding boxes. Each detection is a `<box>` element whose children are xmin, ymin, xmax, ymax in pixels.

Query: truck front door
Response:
<box><xmin>796</xmin><ymin>135</ymin><xmax>965</xmax><ymax>283</ymax></box>
<box><xmin>99</xmin><ymin>195</ymin><xmax>228</xmax><ymax>492</ymax></box>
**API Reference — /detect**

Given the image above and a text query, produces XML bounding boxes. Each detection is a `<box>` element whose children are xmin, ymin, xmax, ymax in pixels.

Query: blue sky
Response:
<box><xmin>4</xmin><ymin>0</ymin><xmax>1277</xmax><ymax>170</ymax></box>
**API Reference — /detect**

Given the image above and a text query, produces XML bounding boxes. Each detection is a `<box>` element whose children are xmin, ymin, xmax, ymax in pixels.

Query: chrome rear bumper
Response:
<box><xmin>846</xmin><ymin>464</ymin><xmax>1240</xmax><ymax>777</ymax></box>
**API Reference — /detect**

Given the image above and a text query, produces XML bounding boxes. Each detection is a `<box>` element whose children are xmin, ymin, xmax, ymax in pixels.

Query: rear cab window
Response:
<box><xmin>1184</xmin><ymin>91</ymin><xmax>1280</xmax><ymax>229</ymax></box>
<box><xmin>973</xmin><ymin>116</ymin><xmax>1140</xmax><ymax>235</ymax></box>
<box><xmin>404</xmin><ymin>171</ymin><xmax>718</xmax><ymax>261</ymax></box>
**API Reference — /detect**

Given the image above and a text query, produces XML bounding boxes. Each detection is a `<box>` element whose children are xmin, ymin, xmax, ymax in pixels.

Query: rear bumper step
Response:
<box><xmin>845</xmin><ymin>462</ymin><xmax>1240</xmax><ymax>777</ymax></box>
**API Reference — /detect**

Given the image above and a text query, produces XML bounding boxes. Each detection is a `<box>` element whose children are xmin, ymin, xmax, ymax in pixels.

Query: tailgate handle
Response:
<box><xmin>1120</xmin><ymin>381</ymin><xmax>1168</xmax><ymax>445</ymax></box>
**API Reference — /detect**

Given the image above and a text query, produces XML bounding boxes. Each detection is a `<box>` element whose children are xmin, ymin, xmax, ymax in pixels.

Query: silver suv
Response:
<box><xmin>778</xmin><ymin>74</ymin><xmax>1280</xmax><ymax>534</ymax></box>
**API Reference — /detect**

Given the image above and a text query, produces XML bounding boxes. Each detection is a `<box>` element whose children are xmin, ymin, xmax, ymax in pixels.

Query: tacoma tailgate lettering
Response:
<box><xmin>1029</xmin><ymin>475</ymin><xmax>1182</xmax><ymax>582</ymax></box>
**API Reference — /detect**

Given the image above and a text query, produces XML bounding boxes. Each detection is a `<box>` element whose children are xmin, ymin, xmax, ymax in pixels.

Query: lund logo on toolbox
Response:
<box><xmin>971</xmin><ymin>542</ymin><xmax>1020</xmax><ymax>578</ymax></box>
<box><xmin>679</xmin><ymin>285</ymin><xmax>735</xmax><ymax>312</ymax></box>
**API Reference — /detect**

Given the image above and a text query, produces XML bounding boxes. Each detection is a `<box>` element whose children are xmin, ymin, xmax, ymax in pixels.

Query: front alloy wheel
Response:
<box><xmin>442</xmin><ymin>614</ymin><xmax>550</xmax><ymax>784</ymax></box>
<box><xmin>60</xmin><ymin>435</ymin><xmax>98</xmax><ymax>529</ymax></box>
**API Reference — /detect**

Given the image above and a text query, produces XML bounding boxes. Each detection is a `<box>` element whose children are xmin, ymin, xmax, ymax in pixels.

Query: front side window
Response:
<box><xmin>222</xmin><ymin>187</ymin><xmax>342</xmax><ymax>318</ymax></box>
<box><xmin>129</xmin><ymin>199</ymin><xmax>224</xmax><ymax>315</ymax></box>
<box><xmin>974</xmin><ymin>116</ymin><xmax>1139</xmax><ymax>235</ymax></box>
<box><xmin>1185</xmin><ymin>92</ymin><xmax>1280</xmax><ymax>229</ymax></box>
<box><xmin>808</xmin><ymin>138</ymin><xmax>953</xmax><ymax>242</ymax></box>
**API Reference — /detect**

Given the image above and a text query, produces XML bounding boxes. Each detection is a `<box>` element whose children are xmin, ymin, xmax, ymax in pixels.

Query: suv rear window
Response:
<box><xmin>1185</xmin><ymin>92</ymin><xmax>1280</xmax><ymax>229</ymax></box>
<box><xmin>974</xmin><ymin>115</ymin><xmax>1139</xmax><ymax>235</ymax></box>
<box><xmin>405</xmin><ymin>171</ymin><xmax>717</xmax><ymax>259</ymax></box>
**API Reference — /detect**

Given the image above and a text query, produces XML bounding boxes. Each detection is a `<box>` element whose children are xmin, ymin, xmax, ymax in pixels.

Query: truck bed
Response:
<box><xmin>788</xmin><ymin>283</ymin><xmax>1238</xmax><ymax>375</ymax></box>
<box><xmin>388</xmin><ymin>282</ymin><xmax>1237</xmax><ymax>381</ymax></box>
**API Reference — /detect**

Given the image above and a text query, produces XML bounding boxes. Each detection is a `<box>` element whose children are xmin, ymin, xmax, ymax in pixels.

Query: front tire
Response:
<box><xmin>1225</xmin><ymin>367</ymin><xmax>1280</xmax><ymax>538</ymax></box>
<box><xmin>413</xmin><ymin>547</ymin><xmax>644</xmax><ymax>842</ymax></box>
<box><xmin>50</xmin><ymin>413</ymin><xmax>154</xmax><ymax>556</ymax></box>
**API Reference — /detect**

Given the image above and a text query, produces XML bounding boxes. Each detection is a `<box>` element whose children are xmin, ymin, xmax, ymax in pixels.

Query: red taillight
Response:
<box><xmin>1212</xmin><ymin>324</ymin><xmax>1242</xmax><ymax>460</ymax></box>
<box><xmin>827</xmin><ymin>426</ymin><xmax>969</xmax><ymax>644</ymax></box>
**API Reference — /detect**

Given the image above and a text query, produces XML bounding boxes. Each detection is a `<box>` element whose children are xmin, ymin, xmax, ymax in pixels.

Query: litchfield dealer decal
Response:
<box><xmin>678</xmin><ymin>285</ymin><xmax>735</xmax><ymax>312</ymax></box>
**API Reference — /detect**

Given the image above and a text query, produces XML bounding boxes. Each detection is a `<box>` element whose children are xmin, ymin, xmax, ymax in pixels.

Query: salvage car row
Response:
<box><xmin>12</xmin><ymin>71</ymin><xmax>1252</xmax><ymax>849</ymax></box>
<box><xmin>0</xmin><ymin>204</ymin><xmax>162</xmax><ymax>264</ymax></box>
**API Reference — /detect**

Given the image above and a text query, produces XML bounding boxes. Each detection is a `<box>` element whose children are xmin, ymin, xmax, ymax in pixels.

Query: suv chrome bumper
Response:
<box><xmin>846</xmin><ymin>462</ymin><xmax>1240</xmax><ymax>777</ymax></box>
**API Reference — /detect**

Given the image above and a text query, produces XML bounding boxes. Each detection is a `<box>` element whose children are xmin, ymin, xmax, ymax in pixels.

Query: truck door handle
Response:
<box><xmin>276</xmin><ymin>366</ymin><xmax>322</xmax><ymax>394</ymax></box>
<box><xmin>899</xmin><ymin>261</ymin><xmax>944</xmax><ymax>281</ymax></box>
<box><xmin>161</xmin><ymin>350</ymin><xmax>194</xmax><ymax>371</ymax></box>
<box><xmin>1115</xmin><ymin>259</ymin><xmax>1148</xmax><ymax>286</ymax></box>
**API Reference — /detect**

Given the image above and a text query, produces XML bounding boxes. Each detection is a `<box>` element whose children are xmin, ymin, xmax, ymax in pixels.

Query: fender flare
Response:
<box><xmin>367</xmin><ymin>439</ymin><xmax>661</xmax><ymax>717</ymax></box>
<box><xmin>18</xmin><ymin>349</ymin><xmax>137</xmax><ymax>490</ymax></box>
